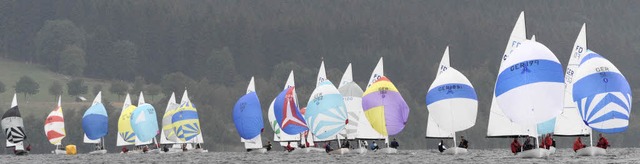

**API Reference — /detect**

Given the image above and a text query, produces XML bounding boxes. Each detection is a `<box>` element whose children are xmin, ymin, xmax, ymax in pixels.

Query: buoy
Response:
<box><xmin>66</xmin><ymin>145</ymin><xmax>77</xmax><ymax>155</ymax></box>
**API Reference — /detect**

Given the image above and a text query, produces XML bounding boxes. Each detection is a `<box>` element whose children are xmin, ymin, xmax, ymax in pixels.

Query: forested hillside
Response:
<box><xmin>1</xmin><ymin>1</ymin><xmax>640</xmax><ymax>153</ymax></box>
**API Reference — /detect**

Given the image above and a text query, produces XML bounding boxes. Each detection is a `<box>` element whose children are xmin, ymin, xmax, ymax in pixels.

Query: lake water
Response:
<box><xmin>2</xmin><ymin>148</ymin><xmax>640</xmax><ymax>163</ymax></box>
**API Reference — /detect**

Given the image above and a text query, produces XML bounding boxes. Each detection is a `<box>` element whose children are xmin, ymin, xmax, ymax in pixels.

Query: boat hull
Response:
<box><xmin>89</xmin><ymin>149</ymin><xmax>107</xmax><ymax>155</ymax></box>
<box><xmin>354</xmin><ymin>147</ymin><xmax>368</xmax><ymax>154</ymax></box>
<box><xmin>576</xmin><ymin>146</ymin><xmax>606</xmax><ymax>156</ymax></box>
<box><xmin>290</xmin><ymin>147</ymin><xmax>325</xmax><ymax>154</ymax></box>
<box><xmin>378</xmin><ymin>148</ymin><xmax>397</xmax><ymax>154</ymax></box>
<box><xmin>328</xmin><ymin>148</ymin><xmax>350</xmax><ymax>155</ymax></box>
<box><xmin>516</xmin><ymin>148</ymin><xmax>549</xmax><ymax>158</ymax></box>
<box><xmin>548</xmin><ymin>146</ymin><xmax>556</xmax><ymax>154</ymax></box>
<box><xmin>52</xmin><ymin>149</ymin><xmax>66</xmax><ymax>154</ymax></box>
<box><xmin>443</xmin><ymin>147</ymin><xmax>468</xmax><ymax>155</ymax></box>
<box><xmin>248</xmin><ymin>148</ymin><xmax>267</xmax><ymax>154</ymax></box>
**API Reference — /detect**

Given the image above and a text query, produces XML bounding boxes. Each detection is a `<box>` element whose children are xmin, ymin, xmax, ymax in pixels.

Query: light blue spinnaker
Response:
<box><xmin>572</xmin><ymin>51</ymin><xmax>632</xmax><ymax>134</ymax></box>
<box><xmin>305</xmin><ymin>80</ymin><xmax>348</xmax><ymax>140</ymax></box>
<box><xmin>131</xmin><ymin>103</ymin><xmax>159</xmax><ymax>143</ymax></box>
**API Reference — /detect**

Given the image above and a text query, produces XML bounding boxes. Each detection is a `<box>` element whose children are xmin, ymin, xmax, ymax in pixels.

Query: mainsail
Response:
<box><xmin>117</xmin><ymin>94</ymin><xmax>136</xmax><ymax>146</ymax></box>
<box><xmin>554</xmin><ymin>24</ymin><xmax>591</xmax><ymax>136</ymax></box>
<box><xmin>338</xmin><ymin>63</ymin><xmax>365</xmax><ymax>139</ymax></box>
<box><xmin>132</xmin><ymin>92</ymin><xmax>159</xmax><ymax>145</ymax></box>
<box><xmin>268</xmin><ymin>71</ymin><xmax>302</xmax><ymax>143</ymax></box>
<box><xmin>425</xmin><ymin>46</ymin><xmax>455</xmax><ymax>139</ymax></box>
<box><xmin>573</xmin><ymin>51</ymin><xmax>631</xmax><ymax>134</ymax></box>
<box><xmin>486</xmin><ymin>11</ymin><xmax>536</xmax><ymax>137</ymax></box>
<box><xmin>161</xmin><ymin>92</ymin><xmax>180</xmax><ymax>144</ymax></box>
<box><xmin>2</xmin><ymin>94</ymin><xmax>26</xmax><ymax>149</ymax></box>
<box><xmin>83</xmin><ymin>92</ymin><xmax>108</xmax><ymax>143</ymax></box>
<box><xmin>357</xmin><ymin>59</ymin><xmax>386</xmax><ymax>139</ymax></box>
<box><xmin>233</xmin><ymin>77</ymin><xmax>265</xmax><ymax>149</ymax></box>
<box><xmin>45</xmin><ymin>96</ymin><xmax>66</xmax><ymax>146</ymax></box>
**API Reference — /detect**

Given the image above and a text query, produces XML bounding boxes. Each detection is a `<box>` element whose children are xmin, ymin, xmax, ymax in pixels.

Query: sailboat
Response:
<box><xmin>82</xmin><ymin>91</ymin><xmax>108</xmax><ymax>154</ymax></box>
<box><xmin>267</xmin><ymin>71</ymin><xmax>301</xmax><ymax>148</ymax></box>
<box><xmin>426</xmin><ymin>46</ymin><xmax>478</xmax><ymax>155</ymax></box>
<box><xmin>338</xmin><ymin>63</ymin><xmax>375</xmax><ymax>154</ymax></box>
<box><xmin>425</xmin><ymin>47</ymin><xmax>455</xmax><ymax>140</ymax></box>
<box><xmin>131</xmin><ymin>92</ymin><xmax>160</xmax><ymax>153</ymax></box>
<box><xmin>117</xmin><ymin>93</ymin><xmax>136</xmax><ymax>153</ymax></box>
<box><xmin>362</xmin><ymin>58</ymin><xmax>410</xmax><ymax>154</ymax></box>
<box><xmin>495</xmin><ymin>40</ymin><xmax>564</xmax><ymax>158</ymax></box>
<box><xmin>45</xmin><ymin>96</ymin><xmax>66</xmax><ymax>154</ymax></box>
<box><xmin>273</xmin><ymin>70</ymin><xmax>309</xmax><ymax>152</ymax></box>
<box><xmin>572</xmin><ymin>51</ymin><xmax>631</xmax><ymax>156</ymax></box>
<box><xmin>486</xmin><ymin>11</ymin><xmax>536</xmax><ymax>139</ymax></box>
<box><xmin>233</xmin><ymin>77</ymin><xmax>267</xmax><ymax>153</ymax></box>
<box><xmin>305</xmin><ymin>61</ymin><xmax>349</xmax><ymax>154</ymax></box>
<box><xmin>160</xmin><ymin>92</ymin><xmax>182</xmax><ymax>153</ymax></box>
<box><xmin>2</xmin><ymin>94</ymin><xmax>28</xmax><ymax>155</ymax></box>
<box><xmin>172</xmin><ymin>90</ymin><xmax>208</xmax><ymax>153</ymax></box>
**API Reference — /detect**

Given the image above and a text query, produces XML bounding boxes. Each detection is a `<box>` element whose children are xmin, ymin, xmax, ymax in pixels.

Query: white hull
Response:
<box><xmin>378</xmin><ymin>148</ymin><xmax>397</xmax><ymax>154</ymax></box>
<box><xmin>89</xmin><ymin>149</ymin><xmax>107</xmax><ymax>155</ymax></box>
<box><xmin>576</xmin><ymin>146</ymin><xmax>606</xmax><ymax>156</ymax></box>
<box><xmin>290</xmin><ymin>147</ymin><xmax>325</xmax><ymax>154</ymax></box>
<box><xmin>548</xmin><ymin>146</ymin><xmax>556</xmax><ymax>154</ymax></box>
<box><xmin>52</xmin><ymin>149</ymin><xmax>66</xmax><ymax>155</ymax></box>
<box><xmin>163</xmin><ymin>148</ymin><xmax>184</xmax><ymax>154</ymax></box>
<box><xmin>147</xmin><ymin>149</ymin><xmax>161</xmax><ymax>154</ymax></box>
<box><xmin>328</xmin><ymin>148</ymin><xmax>350</xmax><ymax>155</ymax></box>
<box><xmin>248</xmin><ymin>148</ymin><xmax>267</xmax><ymax>154</ymax></box>
<box><xmin>442</xmin><ymin>147</ymin><xmax>468</xmax><ymax>155</ymax></box>
<box><xmin>190</xmin><ymin>149</ymin><xmax>208</xmax><ymax>153</ymax></box>
<box><xmin>516</xmin><ymin>148</ymin><xmax>549</xmax><ymax>158</ymax></box>
<box><xmin>354</xmin><ymin>147</ymin><xmax>368</xmax><ymax>154</ymax></box>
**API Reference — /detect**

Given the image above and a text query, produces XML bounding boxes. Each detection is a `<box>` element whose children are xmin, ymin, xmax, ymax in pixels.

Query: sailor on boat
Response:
<box><xmin>263</xmin><ymin>141</ymin><xmax>272</xmax><ymax>151</ymax></box>
<box><xmin>510</xmin><ymin>138</ymin><xmax>521</xmax><ymax>154</ymax></box>
<box><xmin>285</xmin><ymin>141</ymin><xmax>295</xmax><ymax>152</ymax></box>
<box><xmin>370</xmin><ymin>141</ymin><xmax>379</xmax><ymax>151</ymax></box>
<box><xmin>596</xmin><ymin>133</ymin><xmax>610</xmax><ymax>149</ymax></box>
<box><xmin>438</xmin><ymin>140</ymin><xmax>447</xmax><ymax>153</ymax></box>
<box><xmin>523</xmin><ymin>137</ymin><xmax>534</xmax><ymax>151</ymax></box>
<box><xmin>390</xmin><ymin>138</ymin><xmax>399</xmax><ymax>149</ymax></box>
<box><xmin>541</xmin><ymin>134</ymin><xmax>553</xmax><ymax>149</ymax></box>
<box><xmin>121</xmin><ymin>146</ymin><xmax>129</xmax><ymax>153</ymax></box>
<box><xmin>324</xmin><ymin>142</ymin><xmax>333</xmax><ymax>153</ymax></box>
<box><xmin>458</xmin><ymin>136</ymin><xmax>468</xmax><ymax>148</ymax></box>
<box><xmin>573</xmin><ymin>137</ymin><xmax>586</xmax><ymax>152</ymax></box>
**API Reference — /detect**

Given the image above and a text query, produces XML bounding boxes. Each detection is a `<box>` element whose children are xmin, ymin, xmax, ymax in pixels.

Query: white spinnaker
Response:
<box><xmin>338</xmin><ymin>64</ymin><xmax>362</xmax><ymax>139</ymax></box>
<box><xmin>487</xmin><ymin>11</ymin><xmax>536</xmax><ymax>137</ymax></box>
<box><xmin>427</xmin><ymin>67</ymin><xmax>478</xmax><ymax>133</ymax></box>
<box><xmin>495</xmin><ymin>40</ymin><xmax>564</xmax><ymax>131</ymax></box>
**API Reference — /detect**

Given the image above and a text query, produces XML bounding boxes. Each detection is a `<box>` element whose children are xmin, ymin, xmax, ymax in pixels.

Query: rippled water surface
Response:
<box><xmin>2</xmin><ymin>148</ymin><xmax>640</xmax><ymax>163</ymax></box>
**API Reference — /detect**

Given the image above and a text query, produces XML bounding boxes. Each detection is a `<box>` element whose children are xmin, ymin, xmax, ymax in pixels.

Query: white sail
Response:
<box><xmin>316</xmin><ymin>61</ymin><xmax>327</xmax><ymax>87</ymax></box>
<box><xmin>247</xmin><ymin>76</ymin><xmax>256</xmax><ymax>93</ymax></box>
<box><xmin>116</xmin><ymin>94</ymin><xmax>134</xmax><ymax>146</ymax></box>
<box><xmin>268</xmin><ymin>71</ymin><xmax>301</xmax><ymax>142</ymax></box>
<box><xmin>44</xmin><ymin>96</ymin><xmax>66</xmax><ymax>146</ymax></box>
<box><xmin>487</xmin><ymin>11</ymin><xmax>536</xmax><ymax>137</ymax></box>
<box><xmin>338</xmin><ymin>63</ymin><xmax>353</xmax><ymax>88</ymax></box>
<box><xmin>554</xmin><ymin>24</ymin><xmax>591</xmax><ymax>136</ymax></box>
<box><xmin>243</xmin><ymin>134</ymin><xmax>263</xmax><ymax>149</ymax></box>
<box><xmin>161</xmin><ymin>92</ymin><xmax>179</xmax><ymax>144</ymax></box>
<box><xmin>366</xmin><ymin>57</ymin><xmax>383</xmax><ymax>89</ymax></box>
<box><xmin>355</xmin><ymin>59</ymin><xmax>386</xmax><ymax>140</ymax></box>
<box><xmin>84</xmin><ymin>92</ymin><xmax>102</xmax><ymax>144</ymax></box>
<box><xmin>495</xmin><ymin>40</ymin><xmax>564</xmax><ymax>136</ymax></box>
<box><xmin>427</xmin><ymin>67</ymin><xmax>478</xmax><ymax>133</ymax></box>
<box><xmin>338</xmin><ymin>64</ymin><xmax>363</xmax><ymax>139</ymax></box>
<box><xmin>426</xmin><ymin>46</ymin><xmax>455</xmax><ymax>138</ymax></box>
<box><xmin>3</xmin><ymin>94</ymin><xmax>21</xmax><ymax>148</ymax></box>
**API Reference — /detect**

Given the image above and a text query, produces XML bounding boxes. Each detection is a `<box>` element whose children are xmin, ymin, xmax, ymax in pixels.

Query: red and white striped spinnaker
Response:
<box><xmin>44</xmin><ymin>96</ymin><xmax>66</xmax><ymax>145</ymax></box>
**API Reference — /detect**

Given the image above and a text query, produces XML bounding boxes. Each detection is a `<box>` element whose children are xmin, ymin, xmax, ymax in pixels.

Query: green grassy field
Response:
<box><xmin>0</xmin><ymin>58</ymin><xmax>163</xmax><ymax>118</ymax></box>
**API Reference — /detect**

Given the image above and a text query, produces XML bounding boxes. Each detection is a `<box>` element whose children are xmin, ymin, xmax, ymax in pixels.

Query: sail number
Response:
<box><xmin>509</xmin><ymin>60</ymin><xmax>539</xmax><ymax>71</ymax></box>
<box><xmin>312</xmin><ymin>93</ymin><xmax>323</xmax><ymax>105</ymax></box>
<box><xmin>574</xmin><ymin>46</ymin><xmax>584</xmax><ymax>58</ymax></box>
